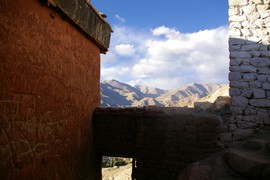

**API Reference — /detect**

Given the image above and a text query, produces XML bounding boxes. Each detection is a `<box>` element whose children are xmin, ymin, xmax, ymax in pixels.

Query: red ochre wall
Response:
<box><xmin>0</xmin><ymin>0</ymin><xmax>101</xmax><ymax>179</ymax></box>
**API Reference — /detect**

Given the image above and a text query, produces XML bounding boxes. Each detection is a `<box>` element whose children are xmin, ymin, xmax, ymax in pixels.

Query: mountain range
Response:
<box><xmin>100</xmin><ymin>79</ymin><xmax>229</xmax><ymax>108</ymax></box>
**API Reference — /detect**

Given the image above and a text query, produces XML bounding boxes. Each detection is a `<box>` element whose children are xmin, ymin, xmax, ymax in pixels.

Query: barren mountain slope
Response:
<box><xmin>101</xmin><ymin>80</ymin><xmax>228</xmax><ymax>108</ymax></box>
<box><xmin>156</xmin><ymin>83</ymin><xmax>222</xmax><ymax>107</ymax></box>
<box><xmin>198</xmin><ymin>85</ymin><xmax>229</xmax><ymax>103</ymax></box>
<box><xmin>101</xmin><ymin>80</ymin><xmax>145</xmax><ymax>107</ymax></box>
<box><xmin>134</xmin><ymin>85</ymin><xmax>167</xmax><ymax>98</ymax></box>
<box><xmin>132</xmin><ymin>97</ymin><xmax>164</xmax><ymax>107</ymax></box>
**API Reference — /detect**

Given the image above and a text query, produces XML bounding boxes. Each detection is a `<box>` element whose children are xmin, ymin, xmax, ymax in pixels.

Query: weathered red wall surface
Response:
<box><xmin>0</xmin><ymin>0</ymin><xmax>101</xmax><ymax>179</ymax></box>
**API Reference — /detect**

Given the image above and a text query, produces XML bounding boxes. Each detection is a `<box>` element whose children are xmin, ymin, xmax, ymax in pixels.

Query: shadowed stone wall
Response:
<box><xmin>0</xmin><ymin>0</ymin><xmax>111</xmax><ymax>179</ymax></box>
<box><xmin>94</xmin><ymin>108</ymin><xmax>230</xmax><ymax>179</ymax></box>
<box><xmin>229</xmin><ymin>0</ymin><xmax>270</xmax><ymax>136</ymax></box>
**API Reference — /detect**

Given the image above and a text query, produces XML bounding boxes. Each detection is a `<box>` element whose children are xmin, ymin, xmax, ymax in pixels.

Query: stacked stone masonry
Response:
<box><xmin>94</xmin><ymin>107</ymin><xmax>232</xmax><ymax>180</ymax></box>
<box><xmin>229</xmin><ymin>0</ymin><xmax>270</xmax><ymax>132</ymax></box>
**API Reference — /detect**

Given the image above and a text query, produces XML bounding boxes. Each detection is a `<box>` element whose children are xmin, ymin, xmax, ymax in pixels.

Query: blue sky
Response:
<box><xmin>92</xmin><ymin>0</ymin><xmax>230</xmax><ymax>90</ymax></box>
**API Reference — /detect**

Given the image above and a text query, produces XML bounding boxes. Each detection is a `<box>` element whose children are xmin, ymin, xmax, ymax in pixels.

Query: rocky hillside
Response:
<box><xmin>100</xmin><ymin>79</ymin><xmax>229</xmax><ymax>108</ymax></box>
<box><xmin>156</xmin><ymin>83</ymin><xmax>223</xmax><ymax>107</ymax></box>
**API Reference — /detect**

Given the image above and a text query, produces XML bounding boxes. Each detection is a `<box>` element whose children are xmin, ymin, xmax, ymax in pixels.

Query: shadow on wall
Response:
<box><xmin>94</xmin><ymin>107</ymin><xmax>230</xmax><ymax>180</ymax></box>
<box><xmin>229</xmin><ymin>37</ymin><xmax>270</xmax><ymax>127</ymax></box>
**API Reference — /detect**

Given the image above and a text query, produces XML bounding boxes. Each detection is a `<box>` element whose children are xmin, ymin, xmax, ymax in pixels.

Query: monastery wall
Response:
<box><xmin>229</xmin><ymin>0</ymin><xmax>270</xmax><ymax>130</ymax></box>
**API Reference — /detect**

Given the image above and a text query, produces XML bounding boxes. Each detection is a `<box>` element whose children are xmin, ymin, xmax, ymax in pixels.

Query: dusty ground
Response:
<box><xmin>102</xmin><ymin>163</ymin><xmax>132</xmax><ymax>180</ymax></box>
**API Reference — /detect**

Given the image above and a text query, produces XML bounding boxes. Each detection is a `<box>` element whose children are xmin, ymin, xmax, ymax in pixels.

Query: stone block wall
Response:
<box><xmin>94</xmin><ymin>109</ymin><xmax>137</xmax><ymax>157</ymax></box>
<box><xmin>94</xmin><ymin>108</ymin><xmax>230</xmax><ymax>179</ymax></box>
<box><xmin>229</xmin><ymin>0</ymin><xmax>270</xmax><ymax>131</ymax></box>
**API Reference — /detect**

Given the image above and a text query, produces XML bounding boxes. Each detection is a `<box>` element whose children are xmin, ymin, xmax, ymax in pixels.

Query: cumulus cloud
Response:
<box><xmin>152</xmin><ymin>26</ymin><xmax>181</xmax><ymax>39</ymax></box>
<box><xmin>101</xmin><ymin>25</ymin><xmax>229</xmax><ymax>90</ymax></box>
<box><xmin>114</xmin><ymin>44</ymin><xmax>135</xmax><ymax>56</ymax></box>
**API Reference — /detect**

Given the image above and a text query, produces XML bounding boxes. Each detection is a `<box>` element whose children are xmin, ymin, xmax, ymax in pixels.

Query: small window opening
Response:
<box><xmin>102</xmin><ymin>156</ymin><xmax>135</xmax><ymax>180</ymax></box>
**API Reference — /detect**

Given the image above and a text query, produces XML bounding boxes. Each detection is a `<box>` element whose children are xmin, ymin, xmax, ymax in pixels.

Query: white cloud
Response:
<box><xmin>114</xmin><ymin>44</ymin><xmax>135</xmax><ymax>56</ymax></box>
<box><xmin>101</xmin><ymin>25</ymin><xmax>229</xmax><ymax>89</ymax></box>
<box><xmin>101</xmin><ymin>66</ymin><xmax>131</xmax><ymax>82</ymax></box>
<box><xmin>152</xmin><ymin>26</ymin><xmax>181</xmax><ymax>40</ymax></box>
<box><xmin>115</xmin><ymin>14</ymin><xmax>125</xmax><ymax>23</ymax></box>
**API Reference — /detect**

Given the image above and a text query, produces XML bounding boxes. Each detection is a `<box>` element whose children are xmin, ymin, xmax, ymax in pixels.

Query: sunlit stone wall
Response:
<box><xmin>229</xmin><ymin>0</ymin><xmax>270</xmax><ymax>134</ymax></box>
